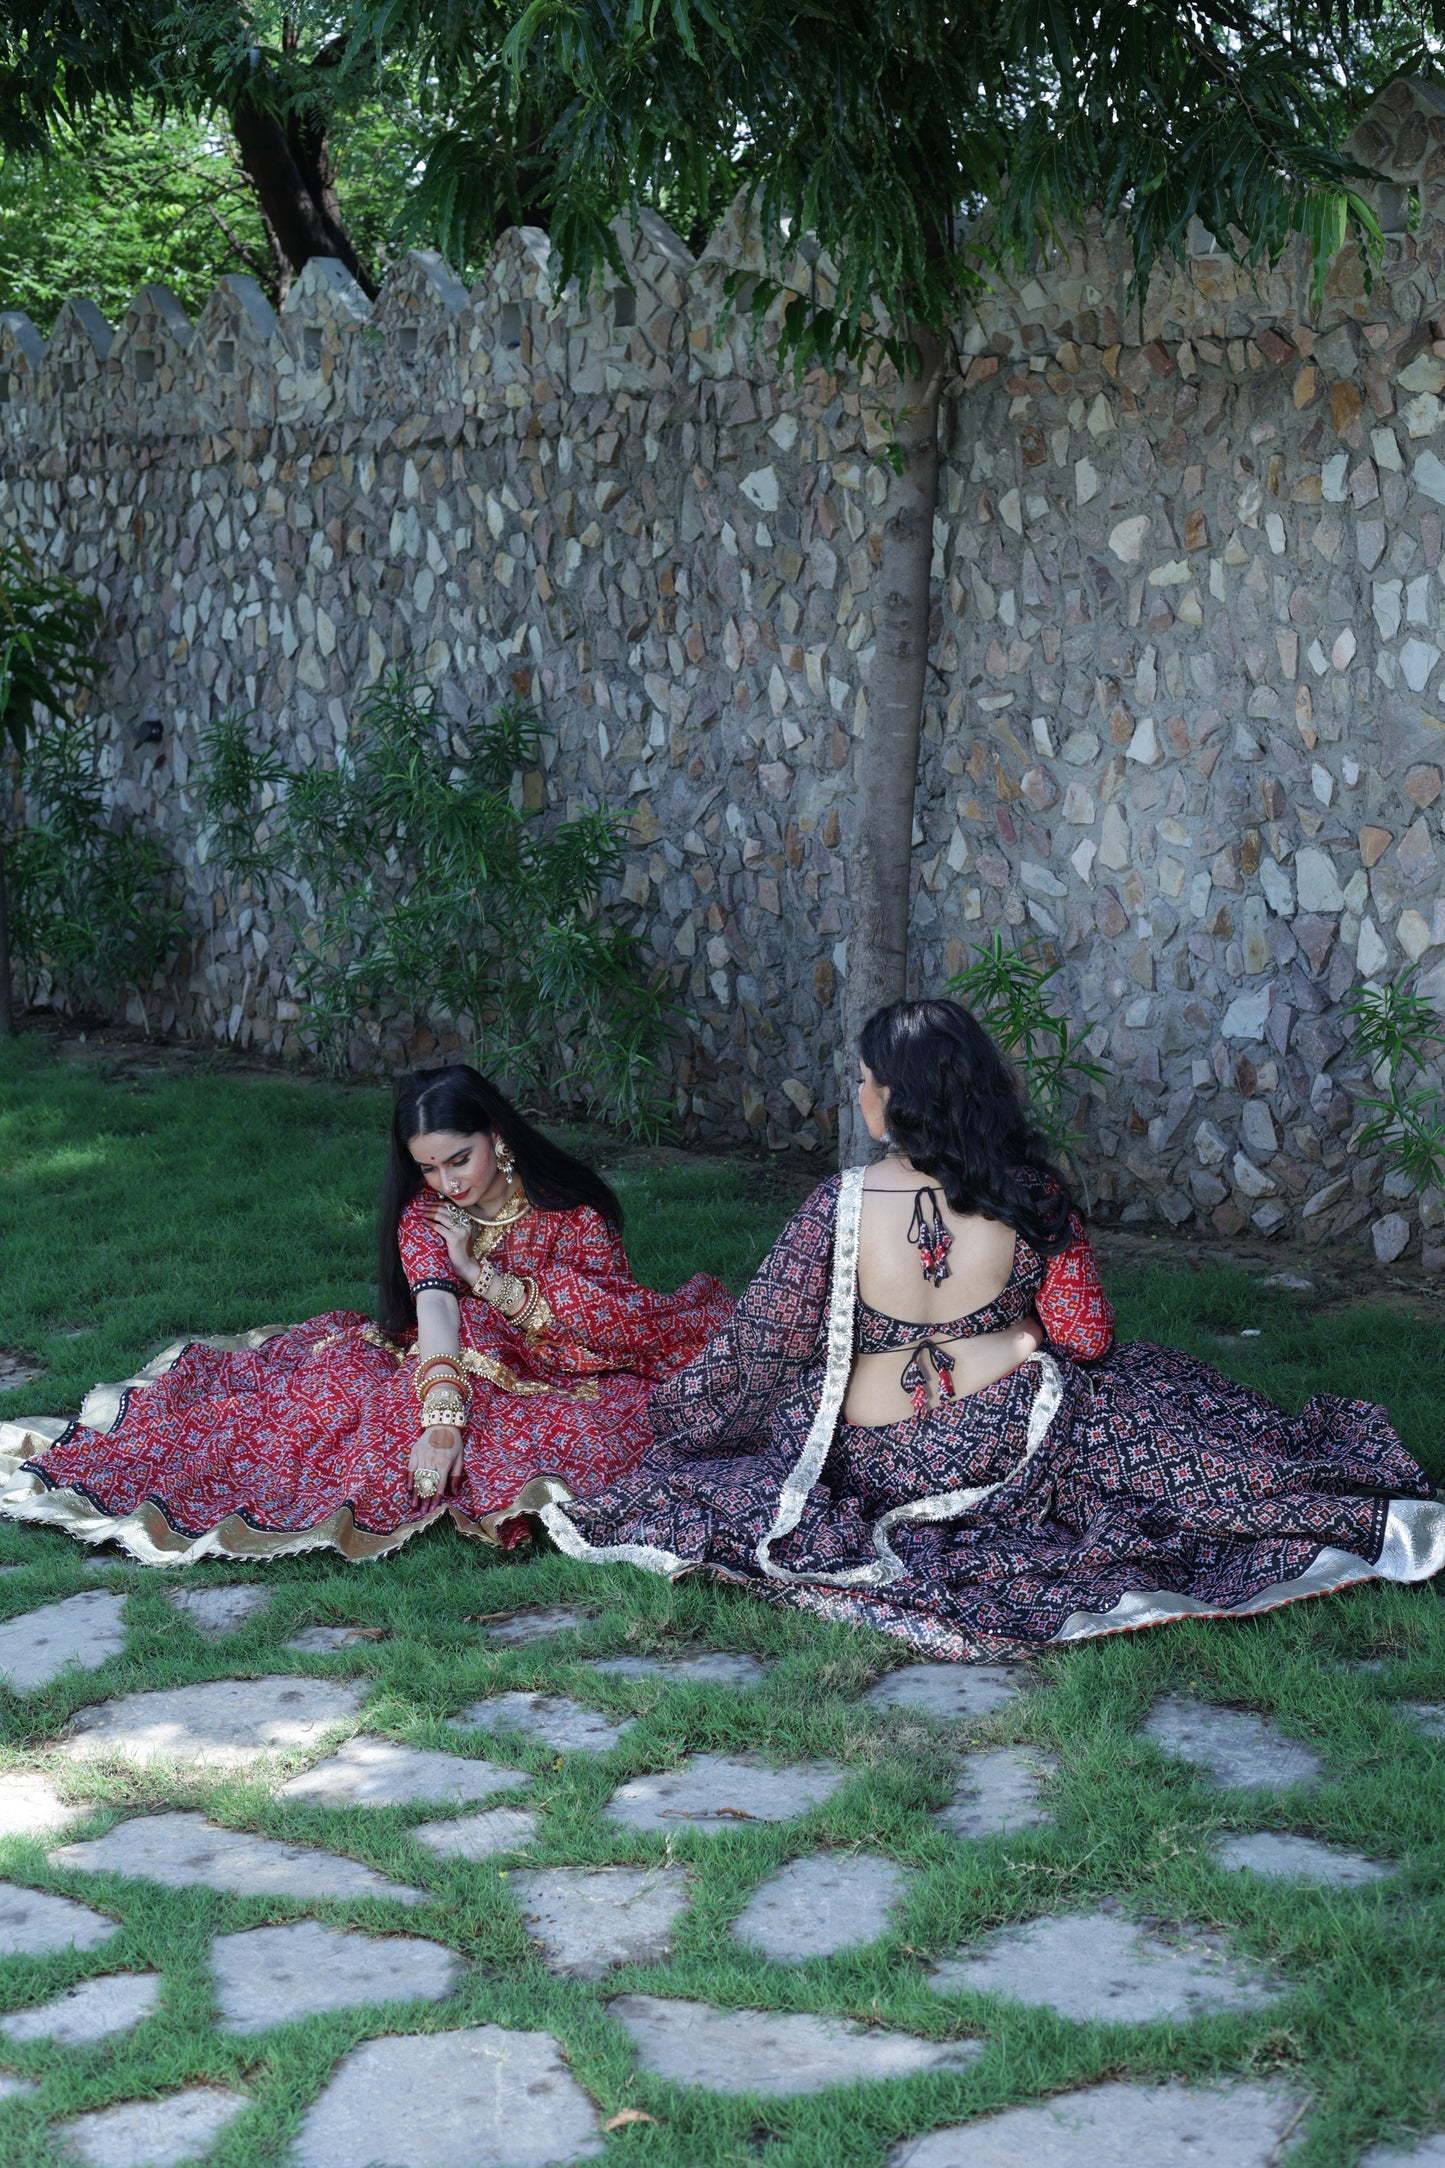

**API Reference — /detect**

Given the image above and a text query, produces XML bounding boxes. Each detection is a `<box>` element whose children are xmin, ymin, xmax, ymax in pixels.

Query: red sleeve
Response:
<box><xmin>1036</xmin><ymin>1213</ymin><xmax>1113</xmax><ymax>1359</ymax></box>
<box><xmin>398</xmin><ymin>1196</ymin><xmax>460</xmax><ymax>1298</ymax></box>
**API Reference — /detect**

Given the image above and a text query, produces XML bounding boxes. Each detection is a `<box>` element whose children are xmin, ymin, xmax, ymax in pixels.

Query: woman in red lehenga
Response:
<box><xmin>0</xmin><ymin>1066</ymin><xmax>733</xmax><ymax>1565</ymax></box>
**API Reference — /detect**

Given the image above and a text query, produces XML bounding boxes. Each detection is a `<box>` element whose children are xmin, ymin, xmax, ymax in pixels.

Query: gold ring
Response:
<box><xmin>413</xmin><ymin>1467</ymin><xmax>443</xmax><ymax>1499</ymax></box>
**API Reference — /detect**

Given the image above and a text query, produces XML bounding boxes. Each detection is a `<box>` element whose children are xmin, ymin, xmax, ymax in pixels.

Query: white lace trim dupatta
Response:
<box><xmin>753</xmin><ymin>1166</ymin><xmax>1064</xmax><ymax>1591</ymax></box>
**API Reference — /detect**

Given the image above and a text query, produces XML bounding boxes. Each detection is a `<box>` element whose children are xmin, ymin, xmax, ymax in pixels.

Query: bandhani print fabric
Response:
<box><xmin>532</xmin><ymin>1172</ymin><xmax>1445</xmax><ymax>1659</ymax></box>
<box><xmin>0</xmin><ymin>1198</ymin><xmax>733</xmax><ymax>1566</ymax></box>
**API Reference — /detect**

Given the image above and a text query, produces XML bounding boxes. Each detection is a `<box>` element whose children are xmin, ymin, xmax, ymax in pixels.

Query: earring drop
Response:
<box><xmin>496</xmin><ymin>1137</ymin><xmax>516</xmax><ymax>1180</ymax></box>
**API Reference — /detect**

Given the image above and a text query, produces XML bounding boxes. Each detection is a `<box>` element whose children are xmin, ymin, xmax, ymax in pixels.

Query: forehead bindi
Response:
<box><xmin>409</xmin><ymin>1130</ymin><xmax>482</xmax><ymax>1169</ymax></box>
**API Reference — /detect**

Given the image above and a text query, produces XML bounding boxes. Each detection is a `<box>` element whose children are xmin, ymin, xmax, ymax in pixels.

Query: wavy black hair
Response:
<box><xmin>377</xmin><ymin>1064</ymin><xmax>622</xmax><ymax>1334</ymax></box>
<box><xmin>858</xmin><ymin>998</ymin><xmax>1075</xmax><ymax>1255</ymax></box>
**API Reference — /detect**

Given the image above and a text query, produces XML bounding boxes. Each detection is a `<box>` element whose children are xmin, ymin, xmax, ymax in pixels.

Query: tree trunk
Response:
<box><xmin>228</xmin><ymin>33</ymin><xmax>377</xmax><ymax>300</ymax></box>
<box><xmin>837</xmin><ymin>323</ymin><xmax>947</xmax><ymax>1162</ymax></box>
<box><xmin>0</xmin><ymin>834</ymin><xmax>13</xmax><ymax>1037</ymax></box>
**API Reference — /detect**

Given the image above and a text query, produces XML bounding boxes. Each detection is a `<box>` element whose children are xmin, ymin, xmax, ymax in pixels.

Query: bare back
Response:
<box><xmin>843</xmin><ymin>1160</ymin><xmax>1043</xmax><ymax>1426</ymax></box>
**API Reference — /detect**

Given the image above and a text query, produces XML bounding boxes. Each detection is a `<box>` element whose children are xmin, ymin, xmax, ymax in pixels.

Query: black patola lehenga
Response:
<box><xmin>522</xmin><ymin>1171</ymin><xmax>1445</xmax><ymax>1660</ymax></box>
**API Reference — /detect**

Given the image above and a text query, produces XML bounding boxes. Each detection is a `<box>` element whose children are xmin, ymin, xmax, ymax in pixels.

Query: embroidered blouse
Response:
<box><xmin>397</xmin><ymin>1193</ymin><xmax>734</xmax><ymax>1390</ymax></box>
<box><xmin>854</xmin><ymin>1210</ymin><xmax>1114</xmax><ymax>1362</ymax></box>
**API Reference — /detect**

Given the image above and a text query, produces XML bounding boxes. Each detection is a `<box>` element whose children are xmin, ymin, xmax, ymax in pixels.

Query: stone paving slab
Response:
<box><xmin>280</xmin><ymin>1737</ymin><xmax>531</xmax><ymax>1809</ymax></box>
<box><xmin>0</xmin><ymin>1881</ymin><xmax>118</xmax><ymax>1956</ymax></box>
<box><xmin>1403</xmin><ymin>1702</ymin><xmax>1445</xmax><ymax>1740</ymax></box>
<box><xmin>512</xmin><ymin>1865</ymin><xmax>691</xmax><ymax>1977</ymax></box>
<box><xmin>887</xmin><ymin>2079</ymin><xmax>1305</xmax><ymax>2166</ymax></box>
<box><xmin>590</xmin><ymin>1651</ymin><xmax>769</xmax><ymax>1690</ymax></box>
<box><xmin>293</xmin><ymin>2025</ymin><xmax>603</xmax><ymax>2167</ymax></box>
<box><xmin>167</xmin><ymin>1587</ymin><xmax>269</xmax><ymax>1637</ymax></box>
<box><xmin>940</xmin><ymin>1748</ymin><xmax>1058</xmax><ymax>1840</ymax></box>
<box><xmin>0</xmin><ymin>1771</ymin><xmax>84</xmax><ymax>1839</ymax></box>
<box><xmin>867</xmin><ymin>1664</ymin><xmax>1025</xmax><ymax>1720</ymax></box>
<box><xmin>1215</xmin><ymin>1832</ymin><xmax>1392</xmax><ymax>1886</ymax></box>
<box><xmin>605</xmin><ymin>1753</ymin><xmax>846</xmax><ymax>1834</ymax></box>
<box><xmin>453</xmin><ymin>1691</ymin><xmax>634</xmax><ymax>1755</ymax></box>
<box><xmin>0</xmin><ymin>1971</ymin><xmax>160</xmax><ymax>2044</ymax></box>
<box><xmin>0</xmin><ymin>1592</ymin><xmax>127</xmax><ymax>1694</ymax></box>
<box><xmin>608</xmin><ymin>1994</ymin><xmax>982</xmax><ymax>2095</ymax></box>
<box><xmin>59</xmin><ymin>1676</ymin><xmax>367</xmax><ymax>1768</ymax></box>
<box><xmin>929</xmin><ymin>1908</ymin><xmax>1281</xmax><ymax>2024</ymax></box>
<box><xmin>56</xmin><ymin>2086</ymin><xmax>249</xmax><ymax>2168</ymax></box>
<box><xmin>285</xmin><ymin>1625</ymin><xmax>387</xmax><ymax>1653</ymax></box>
<box><xmin>53</xmin><ymin>1811</ymin><xmax>423</xmax><ymax>1905</ymax></box>
<box><xmin>731</xmin><ymin>1851</ymin><xmax>908</xmax><ymax>1960</ymax></box>
<box><xmin>481</xmin><ymin>1607</ymin><xmax>595</xmax><ymax>1647</ymax></box>
<box><xmin>414</xmin><ymin>1807</ymin><xmax>540</xmax><ymax>1861</ymax></box>
<box><xmin>0</xmin><ymin>2073</ymin><xmax>37</xmax><ymax>2103</ymax></box>
<box><xmin>1362</xmin><ymin>2136</ymin><xmax>1445</xmax><ymax>2165</ymax></box>
<box><xmin>1142</xmin><ymin>1694</ymin><xmax>1321</xmax><ymax>1793</ymax></box>
<box><xmin>212</xmin><ymin>1918</ymin><xmax>460</xmax><ymax>2032</ymax></box>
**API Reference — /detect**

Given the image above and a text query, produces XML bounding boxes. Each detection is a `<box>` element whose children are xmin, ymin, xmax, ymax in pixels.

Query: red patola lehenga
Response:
<box><xmin>0</xmin><ymin>1195</ymin><xmax>733</xmax><ymax>1565</ymax></box>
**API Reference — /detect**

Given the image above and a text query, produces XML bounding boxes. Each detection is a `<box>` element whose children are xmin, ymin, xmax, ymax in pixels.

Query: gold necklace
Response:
<box><xmin>467</xmin><ymin>1181</ymin><xmax>530</xmax><ymax>1230</ymax></box>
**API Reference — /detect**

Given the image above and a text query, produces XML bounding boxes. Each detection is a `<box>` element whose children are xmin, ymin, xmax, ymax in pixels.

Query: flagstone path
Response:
<box><xmin>453</xmin><ymin>1691</ymin><xmax>635</xmax><ymax>1755</ymax></box>
<box><xmin>294</xmin><ymin>2029</ymin><xmax>605</xmax><ymax>2168</ymax></box>
<box><xmin>53</xmin><ymin>1812</ymin><xmax>425</xmax><ymax>1904</ymax></box>
<box><xmin>939</xmin><ymin>1747</ymin><xmax>1058</xmax><ymax>1839</ymax></box>
<box><xmin>0</xmin><ymin>1971</ymin><xmax>160</xmax><ymax>2045</ymax></box>
<box><xmin>511</xmin><ymin>1864</ymin><xmax>692</xmax><ymax>1977</ymax></box>
<box><xmin>608</xmin><ymin>1995</ymin><xmax>981</xmax><ymax>2094</ymax></box>
<box><xmin>0</xmin><ymin>1576</ymin><xmax>1439</xmax><ymax>2165</ymax></box>
<box><xmin>929</xmin><ymin>1907</ymin><xmax>1282</xmax><ymax>2023</ymax></box>
<box><xmin>888</xmin><ymin>2079</ymin><xmax>1306</xmax><ymax>2166</ymax></box>
<box><xmin>1215</xmin><ymin>1832</ymin><xmax>1393</xmax><ymax>1886</ymax></box>
<box><xmin>57</xmin><ymin>2086</ymin><xmax>249</xmax><ymax>2168</ymax></box>
<box><xmin>167</xmin><ymin>1586</ymin><xmax>270</xmax><ymax>1637</ymax></box>
<box><xmin>1142</xmin><ymin>1694</ymin><xmax>1322</xmax><ymax>1792</ymax></box>
<box><xmin>278</xmin><ymin>1737</ymin><xmax>531</xmax><ymax>1808</ymax></box>
<box><xmin>0</xmin><ymin>1590</ymin><xmax>127</xmax><ymax>1692</ymax></box>
<box><xmin>211</xmin><ymin>1920</ymin><xmax>460</xmax><ymax>2031</ymax></box>
<box><xmin>605</xmin><ymin>1752</ymin><xmax>846</xmax><ymax>1831</ymax></box>
<box><xmin>731</xmin><ymin>1852</ymin><xmax>909</xmax><ymax>1960</ymax></box>
<box><xmin>58</xmin><ymin>1676</ymin><xmax>367</xmax><ymax>1767</ymax></box>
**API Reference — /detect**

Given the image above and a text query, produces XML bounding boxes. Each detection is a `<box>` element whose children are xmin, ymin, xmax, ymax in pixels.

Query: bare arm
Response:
<box><xmin>410</xmin><ymin>1289</ymin><xmax>467</xmax><ymax>1498</ymax></box>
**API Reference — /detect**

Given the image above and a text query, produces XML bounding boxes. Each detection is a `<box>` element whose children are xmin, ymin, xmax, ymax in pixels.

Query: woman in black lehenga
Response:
<box><xmin>523</xmin><ymin>999</ymin><xmax>1445</xmax><ymax>1660</ymax></box>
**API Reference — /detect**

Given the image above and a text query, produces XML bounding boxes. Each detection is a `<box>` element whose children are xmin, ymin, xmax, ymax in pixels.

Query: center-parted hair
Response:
<box><xmin>859</xmin><ymin>998</ymin><xmax>1074</xmax><ymax>1254</ymax></box>
<box><xmin>376</xmin><ymin>1064</ymin><xmax>622</xmax><ymax>1334</ymax></box>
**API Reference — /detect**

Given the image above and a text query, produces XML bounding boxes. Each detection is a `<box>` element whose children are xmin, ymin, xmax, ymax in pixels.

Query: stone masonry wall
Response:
<box><xmin>7</xmin><ymin>79</ymin><xmax>1445</xmax><ymax>1254</ymax></box>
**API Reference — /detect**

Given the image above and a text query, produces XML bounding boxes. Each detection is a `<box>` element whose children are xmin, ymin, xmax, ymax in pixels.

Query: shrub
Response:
<box><xmin>199</xmin><ymin>665</ymin><xmax>676</xmax><ymax>1133</ymax></box>
<box><xmin>944</xmin><ymin>931</ymin><xmax>1106</xmax><ymax>1155</ymax></box>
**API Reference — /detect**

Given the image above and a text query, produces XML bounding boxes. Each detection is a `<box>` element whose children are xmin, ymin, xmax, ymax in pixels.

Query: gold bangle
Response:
<box><xmin>420</xmin><ymin>1392</ymin><xmax>467</xmax><ymax>1425</ymax></box>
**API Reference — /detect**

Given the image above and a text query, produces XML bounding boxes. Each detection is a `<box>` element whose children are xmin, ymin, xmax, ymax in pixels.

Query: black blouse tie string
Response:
<box><xmin>901</xmin><ymin>1340</ymin><xmax>957</xmax><ymax>1421</ymax></box>
<box><xmin>906</xmin><ymin>1186</ymin><xmax>953</xmax><ymax>1286</ymax></box>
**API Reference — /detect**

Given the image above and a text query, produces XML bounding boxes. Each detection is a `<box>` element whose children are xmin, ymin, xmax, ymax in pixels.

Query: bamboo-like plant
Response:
<box><xmin>0</xmin><ymin>539</ymin><xmax>103</xmax><ymax>1034</ymax></box>
<box><xmin>200</xmin><ymin>665</ymin><xmax>678</xmax><ymax>1133</ymax></box>
<box><xmin>1342</xmin><ymin>966</ymin><xmax>1445</xmax><ymax>1194</ymax></box>
<box><xmin>945</xmin><ymin>932</ymin><xmax>1106</xmax><ymax>1155</ymax></box>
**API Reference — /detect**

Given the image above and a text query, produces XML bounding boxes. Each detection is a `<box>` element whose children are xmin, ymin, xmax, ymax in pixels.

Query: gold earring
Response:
<box><xmin>496</xmin><ymin>1137</ymin><xmax>515</xmax><ymax>1180</ymax></box>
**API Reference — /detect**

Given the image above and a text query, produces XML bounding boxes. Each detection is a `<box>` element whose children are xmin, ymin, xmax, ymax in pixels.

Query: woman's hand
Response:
<box><xmin>408</xmin><ymin>1424</ymin><xmax>465</xmax><ymax>1501</ymax></box>
<box><xmin>417</xmin><ymin>1201</ymin><xmax>480</xmax><ymax>1287</ymax></box>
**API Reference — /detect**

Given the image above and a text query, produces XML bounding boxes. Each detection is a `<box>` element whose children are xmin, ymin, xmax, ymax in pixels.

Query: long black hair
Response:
<box><xmin>858</xmin><ymin>998</ymin><xmax>1075</xmax><ymax>1255</ymax></box>
<box><xmin>377</xmin><ymin>1065</ymin><xmax>622</xmax><ymax>1334</ymax></box>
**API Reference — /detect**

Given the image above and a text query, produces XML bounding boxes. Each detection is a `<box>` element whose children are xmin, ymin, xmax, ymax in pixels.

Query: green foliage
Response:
<box><xmin>198</xmin><ymin>665</ymin><xmax>677</xmax><ymax>1132</ymax></box>
<box><xmin>945</xmin><ymin>930</ymin><xmax>1106</xmax><ymax>1153</ymax></box>
<box><xmin>0</xmin><ymin>111</ymin><xmax>271</xmax><ymax>331</ymax></box>
<box><xmin>490</xmin><ymin>0</ymin><xmax>1391</xmax><ymax>381</ymax></box>
<box><xmin>0</xmin><ymin>537</ymin><xmax>100</xmax><ymax>756</ymax></box>
<box><xmin>1342</xmin><ymin>964</ymin><xmax>1445</xmax><ymax>1193</ymax></box>
<box><xmin>8</xmin><ymin>715</ymin><xmax>184</xmax><ymax>1012</ymax></box>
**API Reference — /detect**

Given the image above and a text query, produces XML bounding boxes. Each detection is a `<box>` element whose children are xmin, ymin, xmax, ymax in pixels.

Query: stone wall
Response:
<box><xmin>6</xmin><ymin>78</ymin><xmax>1445</xmax><ymax>1253</ymax></box>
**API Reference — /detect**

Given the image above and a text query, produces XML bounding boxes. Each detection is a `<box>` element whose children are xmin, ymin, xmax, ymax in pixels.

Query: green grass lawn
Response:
<box><xmin>0</xmin><ymin>1034</ymin><xmax>1443</xmax><ymax>2167</ymax></box>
